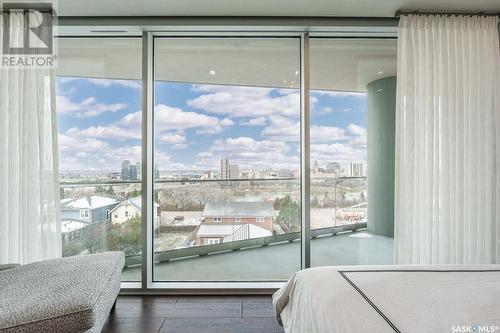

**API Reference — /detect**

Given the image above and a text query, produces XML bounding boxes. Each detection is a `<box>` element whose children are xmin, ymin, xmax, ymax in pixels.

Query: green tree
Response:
<box><xmin>96</xmin><ymin>185</ymin><xmax>106</xmax><ymax>195</ymax></box>
<box><xmin>106</xmin><ymin>216</ymin><xmax>141</xmax><ymax>255</ymax></box>
<box><xmin>62</xmin><ymin>237</ymin><xmax>84</xmax><ymax>257</ymax></box>
<box><xmin>105</xmin><ymin>186</ymin><xmax>115</xmax><ymax>196</ymax></box>
<box><xmin>81</xmin><ymin>223</ymin><xmax>106</xmax><ymax>254</ymax></box>
<box><xmin>276</xmin><ymin>195</ymin><xmax>300</xmax><ymax>232</ymax></box>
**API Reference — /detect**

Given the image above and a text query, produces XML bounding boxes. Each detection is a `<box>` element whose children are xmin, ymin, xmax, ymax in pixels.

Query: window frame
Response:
<box><xmin>55</xmin><ymin>26</ymin><xmax>398</xmax><ymax>291</ymax></box>
<box><xmin>79</xmin><ymin>209</ymin><xmax>90</xmax><ymax>220</ymax></box>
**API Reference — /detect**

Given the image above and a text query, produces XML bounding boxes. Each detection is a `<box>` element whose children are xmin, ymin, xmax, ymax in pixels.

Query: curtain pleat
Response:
<box><xmin>395</xmin><ymin>15</ymin><xmax>500</xmax><ymax>264</ymax></box>
<box><xmin>0</xmin><ymin>12</ymin><xmax>60</xmax><ymax>264</ymax></box>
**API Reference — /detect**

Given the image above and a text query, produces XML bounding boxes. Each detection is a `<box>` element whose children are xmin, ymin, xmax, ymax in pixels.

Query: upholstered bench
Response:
<box><xmin>0</xmin><ymin>252</ymin><xmax>124</xmax><ymax>333</ymax></box>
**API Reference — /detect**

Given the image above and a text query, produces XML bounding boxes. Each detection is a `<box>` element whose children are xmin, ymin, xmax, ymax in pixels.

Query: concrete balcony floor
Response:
<box><xmin>122</xmin><ymin>230</ymin><xmax>394</xmax><ymax>282</ymax></box>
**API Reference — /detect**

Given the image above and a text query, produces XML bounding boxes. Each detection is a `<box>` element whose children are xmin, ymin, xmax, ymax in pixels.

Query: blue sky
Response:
<box><xmin>56</xmin><ymin>77</ymin><xmax>367</xmax><ymax>172</ymax></box>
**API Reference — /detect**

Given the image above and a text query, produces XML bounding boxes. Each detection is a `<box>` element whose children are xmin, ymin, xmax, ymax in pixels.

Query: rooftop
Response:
<box><xmin>223</xmin><ymin>224</ymin><xmax>272</xmax><ymax>242</ymax></box>
<box><xmin>195</xmin><ymin>223</ymin><xmax>272</xmax><ymax>240</ymax></box>
<box><xmin>202</xmin><ymin>202</ymin><xmax>275</xmax><ymax>218</ymax></box>
<box><xmin>111</xmin><ymin>196</ymin><xmax>160</xmax><ymax>212</ymax></box>
<box><xmin>61</xmin><ymin>195</ymin><xmax>118</xmax><ymax>210</ymax></box>
<box><xmin>61</xmin><ymin>219</ymin><xmax>88</xmax><ymax>233</ymax></box>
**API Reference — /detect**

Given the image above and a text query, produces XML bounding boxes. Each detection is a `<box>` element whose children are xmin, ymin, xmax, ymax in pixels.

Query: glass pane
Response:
<box><xmin>309</xmin><ymin>38</ymin><xmax>397</xmax><ymax>267</ymax></box>
<box><xmin>153</xmin><ymin>38</ymin><xmax>300</xmax><ymax>281</ymax></box>
<box><xmin>56</xmin><ymin>38</ymin><xmax>142</xmax><ymax>282</ymax></box>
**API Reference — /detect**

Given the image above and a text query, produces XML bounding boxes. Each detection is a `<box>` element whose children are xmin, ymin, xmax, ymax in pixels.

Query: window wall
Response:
<box><xmin>151</xmin><ymin>38</ymin><xmax>301</xmax><ymax>281</ymax></box>
<box><xmin>56</xmin><ymin>38</ymin><xmax>142</xmax><ymax>282</ymax></box>
<box><xmin>55</xmin><ymin>33</ymin><xmax>397</xmax><ymax>286</ymax></box>
<box><xmin>309</xmin><ymin>38</ymin><xmax>397</xmax><ymax>267</ymax></box>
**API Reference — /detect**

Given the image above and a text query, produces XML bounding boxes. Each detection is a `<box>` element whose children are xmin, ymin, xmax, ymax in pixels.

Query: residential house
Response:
<box><xmin>60</xmin><ymin>195</ymin><xmax>119</xmax><ymax>241</ymax></box>
<box><xmin>201</xmin><ymin>201</ymin><xmax>275</xmax><ymax>231</ymax></box>
<box><xmin>109</xmin><ymin>196</ymin><xmax>160</xmax><ymax>228</ymax></box>
<box><xmin>60</xmin><ymin>195</ymin><xmax>119</xmax><ymax>224</ymax></box>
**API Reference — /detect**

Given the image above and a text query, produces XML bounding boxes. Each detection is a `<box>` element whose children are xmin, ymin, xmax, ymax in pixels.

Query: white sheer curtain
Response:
<box><xmin>0</xmin><ymin>12</ymin><xmax>61</xmax><ymax>264</ymax></box>
<box><xmin>395</xmin><ymin>15</ymin><xmax>500</xmax><ymax>264</ymax></box>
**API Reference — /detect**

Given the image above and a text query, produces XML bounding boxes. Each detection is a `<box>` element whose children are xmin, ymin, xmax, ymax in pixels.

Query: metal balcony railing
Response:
<box><xmin>59</xmin><ymin>177</ymin><xmax>368</xmax><ymax>268</ymax></box>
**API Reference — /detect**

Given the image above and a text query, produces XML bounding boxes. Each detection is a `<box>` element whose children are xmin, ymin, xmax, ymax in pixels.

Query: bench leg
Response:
<box><xmin>111</xmin><ymin>299</ymin><xmax>117</xmax><ymax>312</ymax></box>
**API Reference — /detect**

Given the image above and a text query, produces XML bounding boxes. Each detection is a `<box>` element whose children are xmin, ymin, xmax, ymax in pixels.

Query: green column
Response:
<box><xmin>367</xmin><ymin>76</ymin><xmax>396</xmax><ymax>237</ymax></box>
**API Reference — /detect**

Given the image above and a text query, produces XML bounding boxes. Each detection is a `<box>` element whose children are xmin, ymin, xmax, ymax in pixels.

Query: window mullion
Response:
<box><xmin>300</xmin><ymin>32</ymin><xmax>311</xmax><ymax>270</ymax></box>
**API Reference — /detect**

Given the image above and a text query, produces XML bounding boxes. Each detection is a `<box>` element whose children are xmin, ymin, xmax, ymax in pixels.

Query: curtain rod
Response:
<box><xmin>395</xmin><ymin>10</ymin><xmax>499</xmax><ymax>18</ymax></box>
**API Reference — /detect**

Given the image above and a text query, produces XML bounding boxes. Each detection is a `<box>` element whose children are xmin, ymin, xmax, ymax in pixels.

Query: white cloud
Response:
<box><xmin>58</xmin><ymin>133</ymin><xmax>110</xmax><ymax>153</ymax></box>
<box><xmin>312</xmin><ymin>90</ymin><xmax>366</xmax><ymax>98</ymax></box>
<box><xmin>311</xmin><ymin>126</ymin><xmax>347</xmax><ymax>142</ymax></box>
<box><xmin>195</xmin><ymin>136</ymin><xmax>299</xmax><ymax>170</ymax></box>
<box><xmin>59</xmin><ymin>133</ymin><xmax>170</xmax><ymax>170</ymax></box>
<box><xmin>347</xmin><ymin>124</ymin><xmax>366</xmax><ymax>136</ymax></box>
<box><xmin>260</xmin><ymin>116</ymin><xmax>298</xmax><ymax>141</ymax></box>
<box><xmin>311</xmin><ymin>143</ymin><xmax>366</xmax><ymax>165</ymax></box>
<box><xmin>347</xmin><ymin>124</ymin><xmax>367</xmax><ymax>145</ymax></box>
<box><xmin>157</xmin><ymin>133</ymin><xmax>187</xmax><ymax>145</ymax></box>
<box><xmin>57</xmin><ymin>95</ymin><xmax>127</xmax><ymax>118</ymax></box>
<box><xmin>66</xmin><ymin>126</ymin><xmax>140</xmax><ymax>141</ymax></box>
<box><xmin>117</xmin><ymin>105</ymin><xmax>233</xmax><ymax>135</ymax></box>
<box><xmin>261</xmin><ymin>116</ymin><xmax>346</xmax><ymax>142</ymax></box>
<box><xmin>64</xmin><ymin>121</ymin><xmax>189</xmax><ymax>149</ymax></box>
<box><xmin>187</xmin><ymin>85</ymin><xmax>300</xmax><ymax>118</ymax></box>
<box><xmin>220</xmin><ymin>118</ymin><xmax>235</xmax><ymax>126</ymax></box>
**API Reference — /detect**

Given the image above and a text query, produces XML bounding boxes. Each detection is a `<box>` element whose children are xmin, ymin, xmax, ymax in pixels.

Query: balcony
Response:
<box><xmin>123</xmin><ymin>225</ymin><xmax>393</xmax><ymax>281</ymax></box>
<box><xmin>59</xmin><ymin>177</ymin><xmax>394</xmax><ymax>282</ymax></box>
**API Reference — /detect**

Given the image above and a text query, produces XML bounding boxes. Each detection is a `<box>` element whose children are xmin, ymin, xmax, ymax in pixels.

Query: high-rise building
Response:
<box><xmin>349</xmin><ymin>162</ymin><xmax>364</xmax><ymax>177</ymax></box>
<box><xmin>220</xmin><ymin>158</ymin><xmax>229</xmax><ymax>180</ymax></box>
<box><xmin>229</xmin><ymin>164</ymin><xmax>239</xmax><ymax>179</ymax></box>
<box><xmin>136</xmin><ymin>162</ymin><xmax>141</xmax><ymax>179</ymax></box>
<box><xmin>121</xmin><ymin>160</ymin><xmax>139</xmax><ymax>180</ymax></box>
<box><xmin>220</xmin><ymin>158</ymin><xmax>239</xmax><ymax>179</ymax></box>
<box><xmin>121</xmin><ymin>160</ymin><xmax>131</xmax><ymax>180</ymax></box>
<box><xmin>129</xmin><ymin>164</ymin><xmax>138</xmax><ymax>180</ymax></box>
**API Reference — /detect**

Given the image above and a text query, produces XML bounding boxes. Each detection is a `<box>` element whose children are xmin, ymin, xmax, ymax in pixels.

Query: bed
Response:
<box><xmin>273</xmin><ymin>265</ymin><xmax>500</xmax><ymax>333</ymax></box>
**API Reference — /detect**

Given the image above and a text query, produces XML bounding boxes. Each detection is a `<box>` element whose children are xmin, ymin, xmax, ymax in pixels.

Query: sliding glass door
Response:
<box><xmin>152</xmin><ymin>38</ymin><xmax>301</xmax><ymax>281</ymax></box>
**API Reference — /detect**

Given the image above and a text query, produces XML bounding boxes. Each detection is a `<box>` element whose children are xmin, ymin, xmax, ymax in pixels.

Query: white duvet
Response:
<box><xmin>273</xmin><ymin>265</ymin><xmax>500</xmax><ymax>333</ymax></box>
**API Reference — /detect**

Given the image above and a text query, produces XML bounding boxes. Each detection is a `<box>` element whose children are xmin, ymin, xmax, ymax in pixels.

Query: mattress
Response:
<box><xmin>273</xmin><ymin>265</ymin><xmax>500</xmax><ymax>333</ymax></box>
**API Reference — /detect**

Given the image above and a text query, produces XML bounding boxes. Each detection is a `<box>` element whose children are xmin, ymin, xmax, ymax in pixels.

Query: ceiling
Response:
<box><xmin>57</xmin><ymin>0</ymin><xmax>500</xmax><ymax>17</ymax></box>
<box><xmin>57</xmin><ymin>38</ymin><xmax>397</xmax><ymax>92</ymax></box>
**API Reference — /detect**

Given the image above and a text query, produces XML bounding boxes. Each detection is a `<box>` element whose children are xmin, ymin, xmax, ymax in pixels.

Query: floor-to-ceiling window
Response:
<box><xmin>56</xmin><ymin>38</ymin><xmax>142</xmax><ymax>282</ymax></box>
<box><xmin>309</xmin><ymin>38</ymin><xmax>397</xmax><ymax>267</ymax></box>
<box><xmin>150</xmin><ymin>37</ymin><xmax>301</xmax><ymax>281</ymax></box>
<box><xmin>54</xmin><ymin>33</ymin><xmax>397</xmax><ymax>286</ymax></box>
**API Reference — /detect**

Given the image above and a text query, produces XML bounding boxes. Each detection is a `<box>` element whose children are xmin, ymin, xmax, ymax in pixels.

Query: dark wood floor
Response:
<box><xmin>102</xmin><ymin>295</ymin><xmax>284</xmax><ymax>333</ymax></box>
